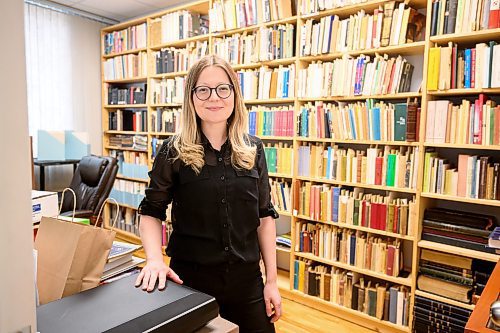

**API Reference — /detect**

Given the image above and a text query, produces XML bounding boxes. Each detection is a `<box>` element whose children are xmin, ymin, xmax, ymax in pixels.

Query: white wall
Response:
<box><xmin>0</xmin><ymin>0</ymin><xmax>37</xmax><ymax>332</ymax></box>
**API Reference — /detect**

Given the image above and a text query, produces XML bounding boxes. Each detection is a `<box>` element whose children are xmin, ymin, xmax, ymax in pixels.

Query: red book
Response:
<box><xmin>386</xmin><ymin>245</ymin><xmax>395</xmax><ymax>276</ymax></box>
<box><xmin>393</xmin><ymin>205</ymin><xmax>400</xmax><ymax>234</ymax></box>
<box><xmin>370</xmin><ymin>202</ymin><xmax>378</xmax><ymax>229</ymax></box>
<box><xmin>489</xmin><ymin>0</ymin><xmax>500</xmax><ymax>29</ymax></box>
<box><xmin>379</xmin><ymin>202</ymin><xmax>387</xmax><ymax>231</ymax></box>
<box><xmin>375</xmin><ymin>156</ymin><xmax>383</xmax><ymax>185</ymax></box>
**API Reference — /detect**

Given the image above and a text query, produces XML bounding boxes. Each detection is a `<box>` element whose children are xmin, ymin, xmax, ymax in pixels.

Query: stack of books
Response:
<box><xmin>413</xmin><ymin>295</ymin><xmax>472</xmax><ymax>332</ymax></box>
<box><xmin>101</xmin><ymin>241</ymin><xmax>145</xmax><ymax>281</ymax></box>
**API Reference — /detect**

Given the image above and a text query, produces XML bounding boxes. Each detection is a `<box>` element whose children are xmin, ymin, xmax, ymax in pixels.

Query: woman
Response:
<box><xmin>136</xmin><ymin>55</ymin><xmax>281</xmax><ymax>332</ymax></box>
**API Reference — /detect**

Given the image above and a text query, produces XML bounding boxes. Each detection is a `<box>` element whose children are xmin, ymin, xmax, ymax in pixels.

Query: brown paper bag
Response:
<box><xmin>34</xmin><ymin>190</ymin><xmax>117</xmax><ymax>304</ymax></box>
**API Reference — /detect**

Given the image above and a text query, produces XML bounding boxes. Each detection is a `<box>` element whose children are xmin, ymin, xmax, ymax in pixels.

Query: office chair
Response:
<box><xmin>59</xmin><ymin>155</ymin><xmax>118</xmax><ymax>225</ymax></box>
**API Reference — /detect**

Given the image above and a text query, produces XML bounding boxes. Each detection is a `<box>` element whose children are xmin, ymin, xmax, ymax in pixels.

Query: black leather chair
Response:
<box><xmin>59</xmin><ymin>155</ymin><xmax>118</xmax><ymax>225</ymax></box>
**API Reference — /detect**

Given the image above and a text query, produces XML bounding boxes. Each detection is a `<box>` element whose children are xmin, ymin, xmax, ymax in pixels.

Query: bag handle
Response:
<box><xmin>58</xmin><ymin>188</ymin><xmax>77</xmax><ymax>223</ymax></box>
<box><xmin>95</xmin><ymin>198</ymin><xmax>120</xmax><ymax>229</ymax></box>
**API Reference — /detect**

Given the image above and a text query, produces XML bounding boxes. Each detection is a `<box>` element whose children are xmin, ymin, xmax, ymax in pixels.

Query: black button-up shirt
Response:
<box><xmin>138</xmin><ymin>134</ymin><xmax>278</xmax><ymax>265</ymax></box>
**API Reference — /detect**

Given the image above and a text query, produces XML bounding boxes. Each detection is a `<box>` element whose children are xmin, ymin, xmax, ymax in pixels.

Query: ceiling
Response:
<box><xmin>49</xmin><ymin>0</ymin><xmax>187</xmax><ymax>23</ymax></box>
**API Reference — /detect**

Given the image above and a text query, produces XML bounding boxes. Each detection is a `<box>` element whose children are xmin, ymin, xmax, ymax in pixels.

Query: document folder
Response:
<box><xmin>37</xmin><ymin>273</ymin><xmax>219</xmax><ymax>333</ymax></box>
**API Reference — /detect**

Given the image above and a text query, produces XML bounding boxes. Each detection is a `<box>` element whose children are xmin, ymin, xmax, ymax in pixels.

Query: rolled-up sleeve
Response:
<box><xmin>138</xmin><ymin>141</ymin><xmax>175</xmax><ymax>221</ymax></box>
<box><xmin>255</xmin><ymin>139</ymin><xmax>279</xmax><ymax>219</ymax></box>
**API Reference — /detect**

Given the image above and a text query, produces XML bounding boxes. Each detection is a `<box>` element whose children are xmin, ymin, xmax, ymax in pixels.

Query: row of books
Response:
<box><xmin>293</xmin><ymin>260</ymin><xmax>411</xmax><ymax>326</ymax></box>
<box><xmin>209</xmin><ymin>0</ymin><xmax>293</xmax><ymax>32</ymax></box>
<box><xmin>425</xmin><ymin>96</ymin><xmax>500</xmax><ymax>145</ymax></box>
<box><xmin>430</xmin><ymin>0</ymin><xmax>500</xmax><ymax>36</ymax></box>
<box><xmin>421</xmin><ymin>208</ymin><xmax>498</xmax><ymax>255</ymax></box>
<box><xmin>423</xmin><ymin>151</ymin><xmax>500</xmax><ymax>201</ymax></box>
<box><xmin>297</xmin><ymin>145</ymin><xmax>420</xmax><ymax>189</ymax></box>
<box><xmin>107</xmin><ymin>85</ymin><xmax>147</xmax><ymax>105</ymax></box>
<box><xmin>295</xmin><ymin>222</ymin><xmax>404</xmax><ymax>277</ymax></box>
<box><xmin>237</xmin><ymin>64</ymin><xmax>295</xmax><ymax>100</ymax></box>
<box><xmin>108</xmin><ymin>109</ymin><xmax>147</xmax><ymax>132</ymax></box>
<box><xmin>109</xmin><ymin>150</ymin><xmax>148</xmax><ymax>167</ymax></box>
<box><xmin>103</xmin><ymin>23</ymin><xmax>147</xmax><ymax>55</ymax></box>
<box><xmin>150</xmin><ymin>11</ymin><xmax>209</xmax><ymax>45</ymax></box>
<box><xmin>248</xmin><ymin>106</ymin><xmax>294</xmax><ymax>137</ymax></box>
<box><xmin>151</xmin><ymin>77</ymin><xmax>185</xmax><ymax>104</ymax></box>
<box><xmin>151</xmin><ymin>107</ymin><xmax>182</xmax><ymax>133</ymax></box>
<box><xmin>110</xmin><ymin>179</ymin><xmax>146</xmax><ymax>208</ymax></box>
<box><xmin>297</xmin><ymin>100</ymin><xmax>420</xmax><ymax>142</ymax></box>
<box><xmin>103</xmin><ymin>52</ymin><xmax>147</xmax><ymax>81</ymax></box>
<box><xmin>151</xmin><ymin>138</ymin><xmax>166</xmax><ymax>159</ymax></box>
<box><xmin>153</xmin><ymin>41</ymin><xmax>209</xmax><ymax>74</ymax></box>
<box><xmin>297</xmin><ymin>55</ymin><xmax>415</xmax><ymax>98</ymax></box>
<box><xmin>299</xmin><ymin>4</ymin><xmax>424</xmax><ymax>56</ymax></box>
<box><xmin>300</xmin><ymin>0</ymin><xmax>370</xmax><ymax>15</ymax></box>
<box><xmin>263</xmin><ymin>143</ymin><xmax>293</xmax><ymax>175</ymax></box>
<box><xmin>269</xmin><ymin>179</ymin><xmax>292</xmax><ymax>212</ymax></box>
<box><xmin>412</xmin><ymin>295</ymin><xmax>472</xmax><ymax>332</ymax></box>
<box><xmin>294</xmin><ymin>183</ymin><xmax>416</xmax><ymax>236</ymax></box>
<box><xmin>109</xmin><ymin>206</ymin><xmax>140</xmax><ymax>236</ymax></box>
<box><xmin>108</xmin><ymin>135</ymin><xmax>147</xmax><ymax>151</ymax></box>
<box><xmin>213</xmin><ymin>24</ymin><xmax>295</xmax><ymax>64</ymax></box>
<box><xmin>427</xmin><ymin>41</ymin><xmax>500</xmax><ymax>90</ymax></box>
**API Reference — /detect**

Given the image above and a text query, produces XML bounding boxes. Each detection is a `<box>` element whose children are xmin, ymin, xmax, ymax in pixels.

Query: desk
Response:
<box><xmin>34</xmin><ymin>158</ymin><xmax>79</xmax><ymax>190</ymax></box>
<box><xmin>466</xmin><ymin>259</ymin><xmax>500</xmax><ymax>333</ymax></box>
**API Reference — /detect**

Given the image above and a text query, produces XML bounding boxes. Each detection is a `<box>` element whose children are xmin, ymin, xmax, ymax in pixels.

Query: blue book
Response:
<box><xmin>349</xmin><ymin>107</ymin><xmax>357</xmax><ymax>139</ymax></box>
<box><xmin>293</xmin><ymin>260</ymin><xmax>299</xmax><ymax>290</ymax></box>
<box><xmin>301</xmin><ymin>107</ymin><xmax>308</xmax><ymax>137</ymax></box>
<box><xmin>332</xmin><ymin>187</ymin><xmax>340</xmax><ymax>222</ymax></box>
<box><xmin>470</xmin><ymin>155</ymin><xmax>478</xmax><ymax>198</ymax></box>
<box><xmin>283</xmin><ymin>69</ymin><xmax>289</xmax><ymax>98</ymax></box>
<box><xmin>372</xmin><ymin>107</ymin><xmax>381</xmax><ymax>141</ymax></box>
<box><xmin>280</xmin><ymin>183</ymin><xmax>287</xmax><ymax>211</ymax></box>
<box><xmin>349</xmin><ymin>234</ymin><xmax>356</xmax><ymax>266</ymax></box>
<box><xmin>326</xmin><ymin>146</ymin><xmax>332</xmax><ymax>179</ymax></box>
<box><xmin>464</xmin><ymin>49</ymin><xmax>471</xmax><ymax>88</ymax></box>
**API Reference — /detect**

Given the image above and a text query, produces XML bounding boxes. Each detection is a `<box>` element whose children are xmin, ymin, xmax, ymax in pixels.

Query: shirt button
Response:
<box><xmin>218</xmin><ymin>157</ymin><xmax>223</xmax><ymax>162</ymax></box>
<box><xmin>224</xmin><ymin>246</ymin><xmax>229</xmax><ymax>251</ymax></box>
<box><xmin>223</xmin><ymin>223</ymin><xmax>228</xmax><ymax>228</ymax></box>
<box><xmin>221</xmin><ymin>198</ymin><xmax>226</xmax><ymax>204</ymax></box>
<box><xmin>220</xmin><ymin>175</ymin><xmax>225</xmax><ymax>181</ymax></box>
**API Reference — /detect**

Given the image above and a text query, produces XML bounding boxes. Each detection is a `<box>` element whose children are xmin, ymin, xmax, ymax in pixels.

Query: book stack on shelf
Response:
<box><xmin>100</xmin><ymin>0</ymin><xmax>500</xmax><ymax>331</ymax></box>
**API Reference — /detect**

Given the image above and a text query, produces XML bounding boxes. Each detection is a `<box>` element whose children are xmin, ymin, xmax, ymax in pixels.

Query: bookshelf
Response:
<box><xmin>100</xmin><ymin>0</ymin><xmax>500</xmax><ymax>331</ymax></box>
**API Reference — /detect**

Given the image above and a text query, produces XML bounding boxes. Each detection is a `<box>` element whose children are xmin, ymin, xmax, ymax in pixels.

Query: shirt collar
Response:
<box><xmin>200</xmin><ymin>132</ymin><xmax>230</xmax><ymax>166</ymax></box>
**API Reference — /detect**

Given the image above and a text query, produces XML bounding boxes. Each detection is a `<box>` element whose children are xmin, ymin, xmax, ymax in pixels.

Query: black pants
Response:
<box><xmin>170</xmin><ymin>259</ymin><xmax>275</xmax><ymax>333</ymax></box>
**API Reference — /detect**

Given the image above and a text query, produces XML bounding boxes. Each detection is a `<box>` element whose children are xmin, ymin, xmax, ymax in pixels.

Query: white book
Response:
<box><xmin>492</xmin><ymin>44</ymin><xmax>500</xmax><ymax>88</ymax></box>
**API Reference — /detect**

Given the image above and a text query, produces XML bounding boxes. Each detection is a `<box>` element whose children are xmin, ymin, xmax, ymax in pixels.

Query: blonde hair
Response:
<box><xmin>170</xmin><ymin>55</ymin><xmax>256</xmax><ymax>174</ymax></box>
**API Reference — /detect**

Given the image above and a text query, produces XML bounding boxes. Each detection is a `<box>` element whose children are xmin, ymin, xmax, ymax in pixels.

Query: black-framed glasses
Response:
<box><xmin>192</xmin><ymin>83</ymin><xmax>234</xmax><ymax>101</ymax></box>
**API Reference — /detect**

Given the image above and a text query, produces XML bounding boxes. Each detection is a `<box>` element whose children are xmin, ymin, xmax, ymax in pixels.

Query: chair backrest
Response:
<box><xmin>61</xmin><ymin>155</ymin><xmax>118</xmax><ymax>216</ymax></box>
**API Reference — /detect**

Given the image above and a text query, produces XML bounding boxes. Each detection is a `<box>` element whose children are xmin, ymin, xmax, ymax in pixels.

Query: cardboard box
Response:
<box><xmin>32</xmin><ymin>190</ymin><xmax>58</xmax><ymax>224</ymax></box>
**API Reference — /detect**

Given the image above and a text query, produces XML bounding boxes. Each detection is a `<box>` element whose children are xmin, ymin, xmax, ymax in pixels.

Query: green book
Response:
<box><xmin>386</xmin><ymin>154</ymin><xmax>396</xmax><ymax>187</ymax></box>
<box><xmin>393</xmin><ymin>103</ymin><xmax>408</xmax><ymax>141</ymax></box>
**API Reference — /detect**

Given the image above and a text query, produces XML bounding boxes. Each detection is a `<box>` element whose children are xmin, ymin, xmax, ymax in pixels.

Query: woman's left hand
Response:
<box><xmin>263</xmin><ymin>281</ymin><xmax>282</xmax><ymax>323</ymax></box>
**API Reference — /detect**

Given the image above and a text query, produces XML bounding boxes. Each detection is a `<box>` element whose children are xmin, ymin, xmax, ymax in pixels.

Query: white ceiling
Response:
<box><xmin>50</xmin><ymin>0</ymin><xmax>187</xmax><ymax>22</ymax></box>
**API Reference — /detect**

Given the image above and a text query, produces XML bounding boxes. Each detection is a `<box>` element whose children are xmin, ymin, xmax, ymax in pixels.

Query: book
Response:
<box><xmin>488</xmin><ymin>226</ymin><xmax>500</xmax><ymax>248</ymax></box>
<box><xmin>108</xmin><ymin>241</ymin><xmax>142</xmax><ymax>262</ymax></box>
<box><xmin>101</xmin><ymin>256</ymin><xmax>145</xmax><ymax>281</ymax></box>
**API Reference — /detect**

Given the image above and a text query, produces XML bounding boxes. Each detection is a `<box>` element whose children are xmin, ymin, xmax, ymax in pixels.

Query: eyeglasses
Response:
<box><xmin>192</xmin><ymin>84</ymin><xmax>234</xmax><ymax>101</ymax></box>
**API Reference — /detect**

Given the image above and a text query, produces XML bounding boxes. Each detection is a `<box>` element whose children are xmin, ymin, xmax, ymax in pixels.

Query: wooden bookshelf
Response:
<box><xmin>116</xmin><ymin>174</ymin><xmax>149</xmax><ymax>183</ymax></box>
<box><xmin>100</xmin><ymin>0</ymin><xmax>500</xmax><ymax>331</ymax></box>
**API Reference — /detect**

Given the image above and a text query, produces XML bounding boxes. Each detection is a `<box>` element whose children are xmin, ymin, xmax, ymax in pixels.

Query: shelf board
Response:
<box><xmin>268</xmin><ymin>172</ymin><xmax>293</xmax><ymax>178</ymax></box>
<box><xmin>104</xmin><ymin>76</ymin><xmax>147</xmax><ymax>84</ymax></box>
<box><xmin>257</xmin><ymin>135</ymin><xmax>294</xmax><ymax>141</ymax></box>
<box><xmin>277</xmin><ymin>210</ymin><xmax>292</xmax><ymax>217</ymax></box>
<box><xmin>150</xmin><ymin>103</ymin><xmax>182</xmax><ymax>107</ymax></box>
<box><xmin>150</xmin><ymin>131</ymin><xmax>176</xmax><ymax>135</ymax></box>
<box><xmin>296</xmin><ymin>137</ymin><xmax>419</xmax><ymax>146</ymax></box>
<box><xmin>414</xmin><ymin>290</ymin><xmax>475</xmax><ymax>311</ymax></box>
<box><xmin>105</xmin><ymin>145</ymin><xmax>148</xmax><ymax>152</ymax></box>
<box><xmin>104</xmin><ymin>104</ymin><xmax>147</xmax><ymax>108</ymax></box>
<box><xmin>150</xmin><ymin>34</ymin><xmax>210</xmax><ymax>50</ymax></box>
<box><xmin>232</xmin><ymin>57</ymin><xmax>297</xmax><ymax>71</ymax></box>
<box><xmin>107</xmin><ymin>226</ymin><xmax>141</xmax><ymax>243</ymax></box>
<box><xmin>430</xmin><ymin>28</ymin><xmax>500</xmax><ymax>44</ymax></box>
<box><xmin>102</xmin><ymin>47</ymin><xmax>148</xmax><ymax>59</ymax></box>
<box><xmin>423</xmin><ymin>142</ymin><xmax>500</xmax><ymax>150</ymax></box>
<box><xmin>116</xmin><ymin>174</ymin><xmax>149</xmax><ymax>183</ymax></box>
<box><xmin>295</xmin><ymin>252</ymin><xmax>412</xmax><ymax>286</ymax></box>
<box><xmin>150</xmin><ymin>71</ymin><xmax>188</xmax><ymax>79</ymax></box>
<box><xmin>418</xmin><ymin>240</ymin><xmax>500</xmax><ymax>262</ymax></box>
<box><xmin>420</xmin><ymin>192</ymin><xmax>500</xmax><ymax>207</ymax></box>
<box><xmin>295</xmin><ymin>214</ymin><xmax>415</xmax><ymax>241</ymax></box>
<box><xmin>427</xmin><ymin>88</ymin><xmax>500</xmax><ymax>96</ymax></box>
<box><xmin>211</xmin><ymin>16</ymin><xmax>298</xmax><ymax>38</ymax></box>
<box><xmin>105</xmin><ymin>130</ymin><xmax>148</xmax><ymax>135</ymax></box>
<box><xmin>296</xmin><ymin>175</ymin><xmax>417</xmax><ymax>194</ymax></box>
<box><xmin>244</xmin><ymin>98</ymin><xmax>295</xmax><ymax>104</ymax></box>
<box><xmin>298</xmin><ymin>92</ymin><xmax>422</xmax><ymax>102</ymax></box>
<box><xmin>299</xmin><ymin>41</ymin><xmax>425</xmax><ymax>61</ymax></box>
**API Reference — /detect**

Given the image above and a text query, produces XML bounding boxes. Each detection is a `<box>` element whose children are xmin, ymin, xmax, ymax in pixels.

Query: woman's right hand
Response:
<box><xmin>135</xmin><ymin>259</ymin><xmax>183</xmax><ymax>291</ymax></box>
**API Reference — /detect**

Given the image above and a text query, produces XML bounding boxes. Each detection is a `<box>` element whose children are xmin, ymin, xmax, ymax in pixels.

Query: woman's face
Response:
<box><xmin>192</xmin><ymin>66</ymin><xmax>235</xmax><ymax>127</ymax></box>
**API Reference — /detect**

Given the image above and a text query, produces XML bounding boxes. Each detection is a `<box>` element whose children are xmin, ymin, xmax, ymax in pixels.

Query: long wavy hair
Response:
<box><xmin>170</xmin><ymin>55</ymin><xmax>256</xmax><ymax>174</ymax></box>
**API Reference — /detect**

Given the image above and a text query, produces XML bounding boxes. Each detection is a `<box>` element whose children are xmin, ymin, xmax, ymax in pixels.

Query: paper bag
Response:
<box><xmin>34</xmin><ymin>191</ymin><xmax>117</xmax><ymax>304</ymax></box>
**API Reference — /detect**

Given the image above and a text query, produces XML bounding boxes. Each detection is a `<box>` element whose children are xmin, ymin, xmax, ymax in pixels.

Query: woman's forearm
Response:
<box><xmin>139</xmin><ymin>215</ymin><xmax>164</xmax><ymax>262</ymax></box>
<box><xmin>257</xmin><ymin>216</ymin><xmax>277</xmax><ymax>283</ymax></box>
